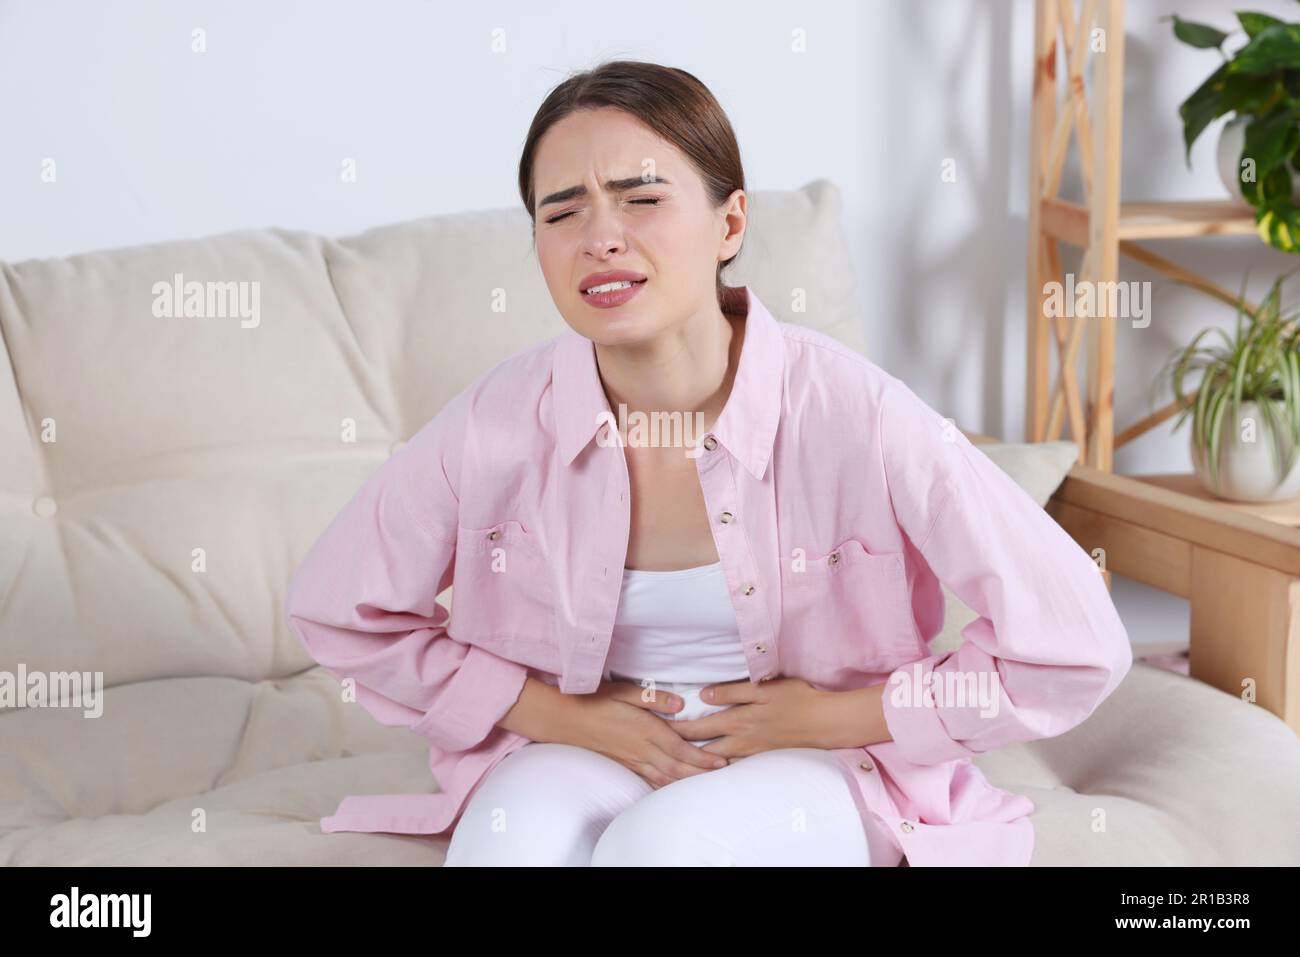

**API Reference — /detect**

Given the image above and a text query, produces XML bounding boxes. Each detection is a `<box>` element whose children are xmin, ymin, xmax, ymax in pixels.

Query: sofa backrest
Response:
<box><xmin>0</xmin><ymin>178</ymin><xmax>865</xmax><ymax>694</ymax></box>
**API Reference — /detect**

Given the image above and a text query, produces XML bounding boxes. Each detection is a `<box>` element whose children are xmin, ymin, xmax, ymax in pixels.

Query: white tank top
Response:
<box><xmin>607</xmin><ymin>560</ymin><xmax>750</xmax><ymax>744</ymax></box>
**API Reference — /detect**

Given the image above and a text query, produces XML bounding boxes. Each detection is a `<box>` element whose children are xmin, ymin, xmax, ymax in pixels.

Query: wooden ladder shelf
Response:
<box><xmin>1026</xmin><ymin>0</ymin><xmax>1262</xmax><ymax>471</ymax></box>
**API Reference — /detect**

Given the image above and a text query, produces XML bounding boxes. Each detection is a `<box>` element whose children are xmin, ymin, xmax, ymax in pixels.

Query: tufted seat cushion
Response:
<box><xmin>3</xmin><ymin>658</ymin><xmax>1294</xmax><ymax>865</ymax></box>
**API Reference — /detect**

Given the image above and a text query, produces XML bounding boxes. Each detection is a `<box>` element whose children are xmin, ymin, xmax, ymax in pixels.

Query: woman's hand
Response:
<box><xmin>663</xmin><ymin>677</ymin><xmax>856</xmax><ymax>760</ymax></box>
<box><xmin>553</xmin><ymin>678</ymin><xmax>731</xmax><ymax>788</ymax></box>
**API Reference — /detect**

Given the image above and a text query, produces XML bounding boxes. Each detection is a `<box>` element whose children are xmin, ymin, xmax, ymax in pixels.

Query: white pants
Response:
<box><xmin>443</xmin><ymin>741</ymin><xmax>903</xmax><ymax>866</ymax></box>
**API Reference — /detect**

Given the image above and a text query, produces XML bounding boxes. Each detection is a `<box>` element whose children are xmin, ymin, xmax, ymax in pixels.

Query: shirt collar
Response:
<box><xmin>552</xmin><ymin>284</ymin><xmax>786</xmax><ymax>481</ymax></box>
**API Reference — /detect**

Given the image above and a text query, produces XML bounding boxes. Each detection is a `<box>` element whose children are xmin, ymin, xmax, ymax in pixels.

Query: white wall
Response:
<box><xmin>5</xmin><ymin>0</ymin><xmax>1295</xmax><ymax>646</ymax></box>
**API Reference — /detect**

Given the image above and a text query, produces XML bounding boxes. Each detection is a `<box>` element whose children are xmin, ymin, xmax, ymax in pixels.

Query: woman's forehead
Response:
<box><xmin>535</xmin><ymin>112</ymin><xmax>687</xmax><ymax>184</ymax></box>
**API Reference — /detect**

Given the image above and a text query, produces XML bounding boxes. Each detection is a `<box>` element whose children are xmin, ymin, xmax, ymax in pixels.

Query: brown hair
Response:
<box><xmin>517</xmin><ymin>59</ymin><xmax>747</xmax><ymax>309</ymax></box>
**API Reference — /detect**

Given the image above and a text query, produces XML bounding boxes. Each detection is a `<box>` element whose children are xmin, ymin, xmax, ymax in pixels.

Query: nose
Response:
<box><xmin>581</xmin><ymin>198</ymin><xmax>627</xmax><ymax>258</ymax></box>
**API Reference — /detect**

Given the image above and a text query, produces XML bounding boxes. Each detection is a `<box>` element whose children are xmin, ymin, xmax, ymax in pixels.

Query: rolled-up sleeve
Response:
<box><xmin>876</xmin><ymin>378</ymin><xmax>1133</xmax><ymax>765</ymax></box>
<box><xmin>284</xmin><ymin>390</ymin><xmax>529</xmax><ymax>754</ymax></box>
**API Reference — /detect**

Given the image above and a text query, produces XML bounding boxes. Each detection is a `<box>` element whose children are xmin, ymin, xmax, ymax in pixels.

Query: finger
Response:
<box><xmin>694</xmin><ymin>740</ymin><xmax>737</xmax><ymax>760</ymax></box>
<box><xmin>633</xmin><ymin>760</ymin><xmax>671</xmax><ymax>789</ymax></box>
<box><xmin>657</xmin><ymin>732</ymin><xmax>728</xmax><ymax>771</ymax></box>
<box><xmin>640</xmin><ymin>686</ymin><xmax>686</xmax><ymax>714</ymax></box>
<box><xmin>615</xmin><ymin>682</ymin><xmax>683</xmax><ymax>715</ymax></box>
<box><xmin>653</xmin><ymin>751</ymin><xmax>720</xmax><ymax>783</ymax></box>
<box><xmin>662</xmin><ymin>713</ymin><xmax>725</xmax><ymax>739</ymax></box>
<box><xmin>702</xmin><ymin>679</ymin><xmax>761</xmax><ymax>706</ymax></box>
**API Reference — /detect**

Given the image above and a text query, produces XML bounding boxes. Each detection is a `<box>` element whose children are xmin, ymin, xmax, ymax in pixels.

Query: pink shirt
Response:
<box><xmin>284</xmin><ymin>285</ymin><xmax>1132</xmax><ymax>866</ymax></box>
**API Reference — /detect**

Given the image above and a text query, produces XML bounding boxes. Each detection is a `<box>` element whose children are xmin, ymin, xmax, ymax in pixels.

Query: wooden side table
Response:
<box><xmin>1134</xmin><ymin>473</ymin><xmax>1300</xmax><ymax>528</ymax></box>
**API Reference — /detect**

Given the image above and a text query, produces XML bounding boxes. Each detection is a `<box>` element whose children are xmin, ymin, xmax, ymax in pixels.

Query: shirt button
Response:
<box><xmin>755</xmin><ymin>644</ymin><xmax>768</xmax><ymax>654</ymax></box>
<box><xmin>719</xmin><ymin>511</ymin><xmax>734</xmax><ymax>524</ymax></box>
<box><xmin>900</xmin><ymin>821</ymin><xmax>914</xmax><ymax>833</ymax></box>
<box><xmin>702</xmin><ymin>435</ymin><xmax>718</xmax><ymax>451</ymax></box>
<box><xmin>859</xmin><ymin>759</ymin><xmax>874</xmax><ymax>771</ymax></box>
<box><xmin>741</xmin><ymin>583</ymin><xmax>755</xmax><ymax>596</ymax></box>
<box><xmin>33</xmin><ymin>496</ymin><xmax>58</xmax><ymax>518</ymax></box>
<box><xmin>828</xmin><ymin>551</ymin><xmax>840</xmax><ymax>566</ymax></box>
<box><xmin>487</xmin><ymin>530</ymin><xmax>501</xmax><ymax>541</ymax></box>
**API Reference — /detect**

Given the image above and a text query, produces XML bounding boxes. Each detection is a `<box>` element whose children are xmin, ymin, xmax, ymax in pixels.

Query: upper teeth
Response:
<box><xmin>586</xmin><ymin>280</ymin><xmax>637</xmax><ymax>294</ymax></box>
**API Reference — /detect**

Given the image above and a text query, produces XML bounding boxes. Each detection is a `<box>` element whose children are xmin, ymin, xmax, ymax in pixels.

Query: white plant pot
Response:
<box><xmin>1217</xmin><ymin>114</ymin><xmax>1300</xmax><ymax>204</ymax></box>
<box><xmin>1190</xmin><ymin>399</ymin><xmax>1300</xmax><ymax>502</ymax></box>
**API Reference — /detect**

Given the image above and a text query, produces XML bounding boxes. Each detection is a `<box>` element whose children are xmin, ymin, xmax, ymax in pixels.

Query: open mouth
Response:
<box><xmin>581</xmin><ymin>278</ymin><xmax>647</xmax><ymax>294</ymax></box>
<box><xmin>579</xmin><ymin>277</ymin><xmax>648</xmax><ymax>308</ymax></box>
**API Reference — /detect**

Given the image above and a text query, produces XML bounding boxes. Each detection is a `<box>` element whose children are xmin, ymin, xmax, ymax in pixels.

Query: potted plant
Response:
<box><xmin>1157</xmin><ymin>267</ymin><xmax>1300</xmax><ymax>503</ymax></box>
<box><xmin>1166</xmin><ymin>10</ymin><xmax>1300</xmax><ymax>252</ymax></box>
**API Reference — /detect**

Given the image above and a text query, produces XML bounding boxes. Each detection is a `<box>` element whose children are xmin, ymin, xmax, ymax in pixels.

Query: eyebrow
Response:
<box><xmin>537</xmin><ymin>175</ymin><xmax>672</xmax><ymax>210</ymax></box>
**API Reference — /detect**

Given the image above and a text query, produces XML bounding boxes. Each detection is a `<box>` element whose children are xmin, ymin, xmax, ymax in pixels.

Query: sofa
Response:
<box><xmin>3</xmin><ymin>178</ymin><xmax>1299</xmax><ymax>865</ymax></box>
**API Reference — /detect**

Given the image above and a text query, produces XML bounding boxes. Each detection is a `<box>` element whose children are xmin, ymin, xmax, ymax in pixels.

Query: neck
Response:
<box><xmin>593</xmin><ymin>298</ymin><xmax>746</xmax><ymax>430</ymax></box>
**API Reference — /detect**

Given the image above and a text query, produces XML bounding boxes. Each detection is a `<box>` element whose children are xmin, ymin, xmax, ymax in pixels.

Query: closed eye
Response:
<box><xmin>545</xmin><ymin>197</ymin><xmax>661</xmax><ymax>225</ymax></box>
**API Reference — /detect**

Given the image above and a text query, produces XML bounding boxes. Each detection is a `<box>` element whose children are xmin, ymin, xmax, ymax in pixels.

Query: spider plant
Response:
<box><xmin>1157</xmin><ymin>266</ymin><xmax>1300</xmax><ymax>493</ymax></box>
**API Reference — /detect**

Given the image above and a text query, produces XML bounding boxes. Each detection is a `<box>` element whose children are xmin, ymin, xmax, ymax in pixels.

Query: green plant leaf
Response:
<box><xmin>1250</xmin><ymin>160</ymin><xmax>1297</xmax><ymax>205</ymax></box>
<box><xmin>1256</xmin><ymin>394</ymin><xmax>1299</xmax><ymax>481</ymax></box>
<box><xmin>1274</xmin><ymin>350</ymin><xmax>1297</xmax><ymax>447</ymax></box>
<box><xmin>1244</xmin><ymin>108</ymin><xmax>1300</xmax><ymax>172</ymax></box>
<box><xmin>1283</xmin><ymin>346</ymin><xmax>1300</xmax><ymax>443</ymax></box>
<box><xmin>1256</xmin><ymin>201</ymin><xmax>1300</xmax><ymax>251</ymax></box>
<box><xmin>1255</xmin><ymin>395</ymin><xmax>1286</xmax><ymax>478</ymax></box>
<box><xmin>1232</xmin><ymin>335</ymin><xmax>1252</xmax><ymax>431</ymax></box>
<box><xmin>1179</xmin><ymin>60</ymin><xmax>1232</xmax><ymax>166</ymax></box>
<box><xmin>1223</xmin><ymin>72</ymin><xmax>1286</xmax><ymax>114</ymax></box>
<box><xmin>1207</xmin><ymin>389</ymin><xmax>1230</xmax><ymax>489</ymax></box>
<box><xmin>1229</xmin><ymin>23</ymin><xmax>1300</xmax><ymax>76</ymax></box>
<box><xmin>1194</xmin><ymin>362</ymin><xmax>1217</xmax><ymax>458</ymax></box>
<box><xmin>1289</xmin><ymin>350</ymin><xmax>1300</xmax><ymax>443</ymax></box>
<box><xmin>1168</xmin><ymin>326</ymin><xmax>1220</xmax><ymax>436</ymax></box>
<box><xmin>1240</xmin><ymin>12</ymin><xmax>1286</xmax><ymax>40</ymax></box>
<box><xmin>1168</xmin><ymin>14</ymin><xmax>1231</xmax><ymax>49</ymax></box>
<box><xmin>1239</xmin><ymin>112</ymin><xmax>1300</xmax><ymax>201</ymax></box>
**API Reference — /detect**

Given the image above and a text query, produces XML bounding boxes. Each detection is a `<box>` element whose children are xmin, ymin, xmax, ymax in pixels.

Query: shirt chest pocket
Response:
<box><xmin>449</xmin><ymin>520</ymin><xmax>555</xmax><ymax>648</ymax></box>
<box><xmin>781</xmin><ymin>538</ymin><xmax>922</xmax><ymax>674</ymax></box>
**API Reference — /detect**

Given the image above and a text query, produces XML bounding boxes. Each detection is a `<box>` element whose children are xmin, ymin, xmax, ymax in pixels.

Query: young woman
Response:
<box><xmin>285</xmin><ymin>60</ymin><xmax>1132</xmax><ymax>867</ymax></box>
